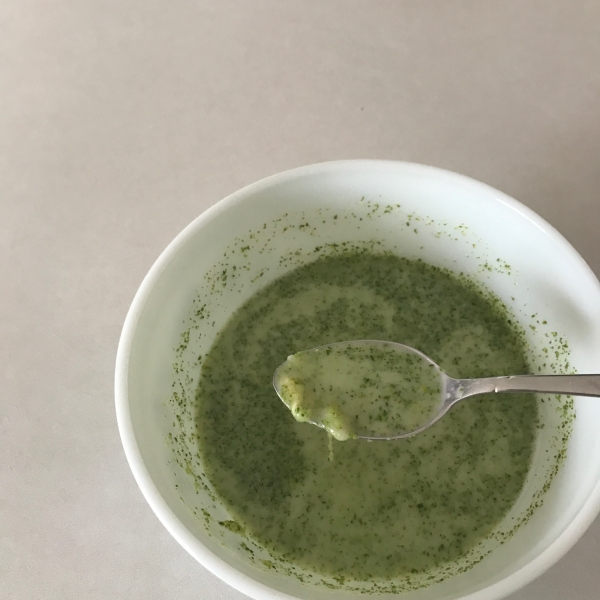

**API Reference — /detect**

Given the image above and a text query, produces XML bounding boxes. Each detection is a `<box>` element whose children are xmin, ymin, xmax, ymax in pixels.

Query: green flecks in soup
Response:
<box><xmin>196</xmin><ymin>253</ymin><xmax>537</xmax><ymax>581</ymax></box>
<box><xmin>275</xmin><ymin>342</ymin><xmax>443</xmax><ymax>440</ymax></box>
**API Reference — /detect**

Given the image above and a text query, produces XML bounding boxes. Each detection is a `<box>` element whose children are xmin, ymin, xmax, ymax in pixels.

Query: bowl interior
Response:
<box><xmin>117</xmin><ymin>162</ymin><xmax>600</xmax><ymax>600</ymax></box>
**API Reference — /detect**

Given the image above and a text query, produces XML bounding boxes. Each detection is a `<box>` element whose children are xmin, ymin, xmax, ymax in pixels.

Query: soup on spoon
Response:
<box><xmin>273</xmin><ymin>340</ymin><xmax>442</xmax><ymax>440</ymax></box>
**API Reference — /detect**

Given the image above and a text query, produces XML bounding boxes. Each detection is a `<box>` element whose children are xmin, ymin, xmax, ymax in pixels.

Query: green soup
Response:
<box><xmin>196</xmin><ymin>252</ymin><xmax>537</xmax><ymax>581</ymax></box>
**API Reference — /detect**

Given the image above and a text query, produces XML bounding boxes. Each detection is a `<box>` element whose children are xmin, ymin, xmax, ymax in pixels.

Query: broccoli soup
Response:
<box><xmin>196</xmin><ymin>252</ymin><xmax>537</xmax><ymax>581</ymax></box>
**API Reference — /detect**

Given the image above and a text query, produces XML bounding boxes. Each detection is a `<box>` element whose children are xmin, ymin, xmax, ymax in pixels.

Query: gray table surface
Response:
<box><xmin>3</xmin><ymin>1</ymin><xmax>600</xmax><ymax>598</ymax></box>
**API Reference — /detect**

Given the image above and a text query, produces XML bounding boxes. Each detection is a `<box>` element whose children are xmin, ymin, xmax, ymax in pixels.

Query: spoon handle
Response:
<box><xmin>456</xmin><ymin>374</ymin><xmax>600</xmax><ymax>399</ymax></box>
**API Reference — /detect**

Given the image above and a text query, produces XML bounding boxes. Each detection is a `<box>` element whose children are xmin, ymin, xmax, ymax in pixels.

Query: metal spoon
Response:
<box><xmin>273</xmin><ymin>340</ymin><xmax>600</xmax><ymax>441</ymax></box>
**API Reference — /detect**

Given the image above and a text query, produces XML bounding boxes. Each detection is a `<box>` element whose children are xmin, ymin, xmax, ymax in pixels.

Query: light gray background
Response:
<box><xmin>2</xmin><ymin>1</ymin><xmax>600</xmax><ymax>598</ymax></box>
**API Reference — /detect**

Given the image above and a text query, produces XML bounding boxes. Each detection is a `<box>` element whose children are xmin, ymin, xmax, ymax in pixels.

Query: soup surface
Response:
<box><xmin>196</xmin><ymin>252</ymin><xmax>537</xmax><ymax>580</ymax></box>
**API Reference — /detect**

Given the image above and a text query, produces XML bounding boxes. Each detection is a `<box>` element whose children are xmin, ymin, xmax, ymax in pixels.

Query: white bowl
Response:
<box><xmin>115</xmin><ymin>161</ymin><xmax>600</xmax><ymax>600</ymax></box>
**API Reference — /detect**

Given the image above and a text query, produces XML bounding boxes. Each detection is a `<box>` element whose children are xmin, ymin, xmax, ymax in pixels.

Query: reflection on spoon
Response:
<box><xmin>273</xmin><ymin>340</ymin><xmax>600</xmax><ymax>441</ymax></box>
